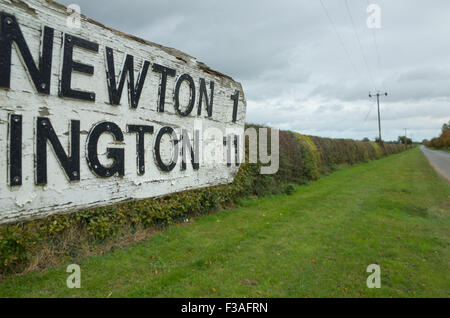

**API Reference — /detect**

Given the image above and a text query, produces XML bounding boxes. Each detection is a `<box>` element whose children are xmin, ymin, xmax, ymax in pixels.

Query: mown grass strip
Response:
<box><xmin>0</xmin><ymin>148</ymin><xmax>448</xmax><ymax>297</ymax></box>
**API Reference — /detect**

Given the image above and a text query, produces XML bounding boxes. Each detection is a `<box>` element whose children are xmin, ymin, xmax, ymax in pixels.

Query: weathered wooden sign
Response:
<box><xmin>0</xmin><ymin>0</ymin><xmax>246</xmax><ymax>224</ymax></box>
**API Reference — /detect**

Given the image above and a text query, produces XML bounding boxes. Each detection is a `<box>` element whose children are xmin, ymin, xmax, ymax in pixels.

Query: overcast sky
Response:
<box><xmin>59</xmin><ymin>0</ymin><xmax>449</xmax><ymax>141</ymax></box>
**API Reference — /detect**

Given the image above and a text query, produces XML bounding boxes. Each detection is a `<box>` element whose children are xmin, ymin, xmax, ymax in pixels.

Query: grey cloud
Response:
<box><xmin>58</xmin><ymin>0</ymin><xmax>450</xmax><ymax>141</ymax></box>
<box><xmin>397</xmin><ymin>68</ymin><xmax>450</xmax><ymax>82</ymax></box>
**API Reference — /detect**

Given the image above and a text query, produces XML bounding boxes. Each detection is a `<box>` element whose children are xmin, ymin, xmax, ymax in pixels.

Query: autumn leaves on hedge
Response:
<box><xmin>426</xmin><ymin>121</ymin><xmax>450</xmax><ymax>150</ymax></box>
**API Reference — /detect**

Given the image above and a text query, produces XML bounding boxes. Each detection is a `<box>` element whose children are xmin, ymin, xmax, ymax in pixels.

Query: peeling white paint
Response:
<box><xmin>0</xmin><ymin>0</ymin><xmax>247</xmax><ymax>224</ymax></box>
<box><xmin>15</xmin><ymin>191</ymin><xmax>36</xmax><ymax>208</ymax></box>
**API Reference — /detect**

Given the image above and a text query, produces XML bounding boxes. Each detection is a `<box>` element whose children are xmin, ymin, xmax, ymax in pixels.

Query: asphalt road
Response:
<box><xmin>420</xmin><ymin>146</ymin><xmax>450</xmax><ymax>184</ymax></box>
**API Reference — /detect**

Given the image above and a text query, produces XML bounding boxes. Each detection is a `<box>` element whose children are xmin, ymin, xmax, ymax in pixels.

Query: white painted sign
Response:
<box><xmin>0</xmin><ymin>0</ymin><xmax>246</xmax><ymax>224</ymax></box>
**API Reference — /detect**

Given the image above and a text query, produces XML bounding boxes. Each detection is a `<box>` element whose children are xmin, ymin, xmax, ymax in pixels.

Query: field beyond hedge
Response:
<box><xmin>0</xmin><ymin>147</ymin><xmax>448</xmax><ymax>297</ymax></box>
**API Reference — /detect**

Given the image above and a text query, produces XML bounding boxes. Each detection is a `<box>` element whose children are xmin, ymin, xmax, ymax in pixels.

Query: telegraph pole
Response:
<box><xmin>369</xmin><ymin>91</ymin><xmax>388</xmax><ymax>142</ymax></box>
<box><xmin>403</xmin><ymin>128</ymin><xmax>408</xmax><ymax>148</ymax></box>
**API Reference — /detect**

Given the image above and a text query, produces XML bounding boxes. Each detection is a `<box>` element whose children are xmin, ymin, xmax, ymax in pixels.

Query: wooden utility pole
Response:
<box><xmin>369</xmin><ymin>92</ymin><xmax>388</xmax><ymax>142</ymax></box>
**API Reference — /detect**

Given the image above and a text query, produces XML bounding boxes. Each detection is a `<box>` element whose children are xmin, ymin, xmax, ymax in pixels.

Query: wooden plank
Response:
<box><xmin>0</xmin><ymin>0</ymin><xmax>246</xmax><ymax>224</ymax></box>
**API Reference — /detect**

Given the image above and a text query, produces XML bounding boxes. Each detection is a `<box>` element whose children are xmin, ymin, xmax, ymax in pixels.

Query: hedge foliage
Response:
<box><xmin>426</xmin><ymin>122</ymin><xmax>450</xmax><ymax>149</ymax></box>
<box><xmin>0</xmin><ymin>125</ymin><xmax>406</xmax><ymax>273</ymax></box>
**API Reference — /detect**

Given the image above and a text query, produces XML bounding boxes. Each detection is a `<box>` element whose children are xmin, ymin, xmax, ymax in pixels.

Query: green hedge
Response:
<box><xmin>0</xmin><ymin>125</ymin><xmax>406</xmax><ymax>273</ymax></box>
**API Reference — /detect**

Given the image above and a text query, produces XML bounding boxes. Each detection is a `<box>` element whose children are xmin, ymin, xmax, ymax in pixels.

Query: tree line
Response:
<box><xmin>423</xmin><ymin>121</ymin><xmax>450</xmax><ymax>149</ymax></box>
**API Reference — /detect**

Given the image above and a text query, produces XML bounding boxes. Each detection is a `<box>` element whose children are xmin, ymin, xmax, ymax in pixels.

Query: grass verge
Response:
<box><xmin>0</xmin><ymin>148</ymin><xmax>448</xmax><ymax>297</ymax></box>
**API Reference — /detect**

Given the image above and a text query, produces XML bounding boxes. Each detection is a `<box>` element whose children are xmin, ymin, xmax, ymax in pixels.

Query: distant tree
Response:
<box><xmin>362</xmin><ymin>137</ymin><xmax>370</xmax><ymax>142</ymax></box>
<box><xmin>398</xmin><ymin>136</ymin><xmax>412</xmax><ymax>145</ymax></box>
<box><xmin>427</xmin><ymin>120</ymin><xmax>450</xmax><ymax>149</ymax></box>
<box><xmin>429</xmin><ymin>137</ymin><xmax>443</xmax><ymax>148</ymax></box>
<box><xmin>441</xmin><ymin>129</ymin><xmax>450</xmax><ymax>148</ymax></box>
<box><xmin>422</xmin><ymin>139</ymin><xmax>429</xmax><ymax>145</ymax></box>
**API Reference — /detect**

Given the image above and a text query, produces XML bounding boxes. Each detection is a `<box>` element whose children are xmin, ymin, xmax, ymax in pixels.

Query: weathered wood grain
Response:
<box><xmin>0</xmin><ymin>0</ymin><xmax>246</xmax><ymax>224</ymax></box>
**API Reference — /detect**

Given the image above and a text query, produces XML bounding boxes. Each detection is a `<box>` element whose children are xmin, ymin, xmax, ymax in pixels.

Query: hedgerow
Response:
<box><xmin>0</xmin><ymin>125</ymin><xmax>406</xmax><ymax>274</ymax></box>
<box><xmin>426</xmin><ymin>122</ymin><xmax>450</xmax><ymax>150</ymax></box>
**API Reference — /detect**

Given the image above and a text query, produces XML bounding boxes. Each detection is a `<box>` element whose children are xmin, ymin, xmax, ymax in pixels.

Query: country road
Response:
<box><xmin>420</xmin><ymin>146</ymin><xmax>450</xmax><ymax>184</ymax></box>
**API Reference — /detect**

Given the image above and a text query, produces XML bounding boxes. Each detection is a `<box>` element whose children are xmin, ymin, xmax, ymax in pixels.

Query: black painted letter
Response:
<box><xmin>105</xmin><ymin>47</ymin><xmax>150</xmax><ymax>108</ymax></box>
<box><xmin>174</xmin><ymin>74</ymin><xmax>196</xmax><ymax>116</ymax></box>
<box><xmin>60</xmin><ymin>34</ymin><xmax>99</xmax><ymax>101</ymax></box>
<box><xmin>198</xmin><ymin>78</ymin><xmax>214</xmax><ymax>117</ymax></box>
<box><xmin>9</xmin><ymin>114</ymin><xmax>22</xmax><ymax>186</ymax></box>
<box><xmin>86</xmin><ymin>122</ymin><xmax>125</xmax><ymax>178</ymax></box>
<box><xmin>181</xmin><ymin>129</ymin><xmax>199</xmax><ymax>171</ymax></box>
<box><xmin>36</xmin><ymin>117</ymin><xmax>80</xmax><ymax>185</ymax></box>
<box><xmin>154</xmin><ymin>126</ymin><xmax>178</xmax><ymax>172</ymax></box>
<box><xmin>152</xmin><ymin>63</ymin><xmax>175</xmax><ymax>112</ymax></box>
<box><xmin>230</xmin><ymin>90</ymin><xmax>240</xmax><ymax>122</ymax></box>
<box><xmin>0</xmin><ymin>13</ymin><xmax>53</xmax><ymax>94</ymax></box>
<box><xmin>127</xmin><ymin>125</ymin><xmax>154</xmax><ymax>175</ymax></box>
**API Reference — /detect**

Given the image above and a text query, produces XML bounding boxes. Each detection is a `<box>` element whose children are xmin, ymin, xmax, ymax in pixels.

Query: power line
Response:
<box><xmin>318</xmin><ymin>0</ymin><xmax>366</xmax><ymax>85</ymax></box>
<box><xmin>371</xmin><ymin>27</ymin><xmax>382</xmax><ymax>70</ymax></box>
<box><xmin>369</xmin><ymin>21</ymin><xmax>384</xmax><ymax>91</ymax></box>
<box><xmin>363</xmin><ymin>106</ymin><xmax>372</xmax><ymax>122</ymax></box>
<box><xmin>366</xmin><ymin>0</ymin><xmax>383</xmax><ymax>89</ymax></box>
<box><xmin>366</xmin><ymin>0</ymin><xmax>382</xmax><ymax>69</ymax></box>
<box><xmin>344</xmin><ymin>0</ymin><xmax>377</xmax><ymax>90</ymax></box>
<box><xmin>345</xmin><ymin>0</ymin><xmax>382</xmax><ymax>125</ymax></box>
<box><xmin>319</xmin><ymin>0</ymin><xmax>382</xmax><ymax>127</ymax></box>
